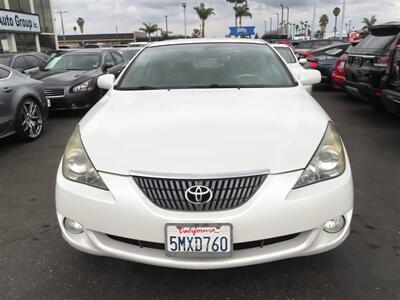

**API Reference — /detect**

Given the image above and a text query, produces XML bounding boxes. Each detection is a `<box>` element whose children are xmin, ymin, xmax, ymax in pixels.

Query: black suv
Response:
<box><xmin>345</xmin><ymin>22</ymin><xmax>400</xmax><ymax>107</ymax></box>
<box><xmin>381</xmin><ymin>42</ymin><xmax>400</xmax><ymax>116</ymax></box>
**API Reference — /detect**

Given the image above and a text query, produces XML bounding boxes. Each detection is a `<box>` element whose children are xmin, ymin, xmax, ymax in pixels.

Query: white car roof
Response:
<box><xmin>271</xmin><ymin>44</ymin><xmax>290</xmax><ymax>48</ymax></box>
<box><xmin>147</xmin><ymin>38</ymin><xmax>268</xmax><ymax>48</ymax></box>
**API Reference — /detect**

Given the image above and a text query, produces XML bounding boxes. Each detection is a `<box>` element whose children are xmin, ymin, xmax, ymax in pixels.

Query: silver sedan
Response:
<box><xmin>0</xmin><ymin>64</ymin><xmax>48</xmax><ymax>141</ymax></box>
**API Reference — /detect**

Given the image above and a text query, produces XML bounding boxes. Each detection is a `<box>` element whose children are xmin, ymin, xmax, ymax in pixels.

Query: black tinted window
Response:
<box><xmin>104</xmin><ymin>52</ymin><xmax>115</xmax><ymax>65</ymax></box>
<box><xmin>0</xmin><ymin>56</ymin><xmax>12</xmax><ymax>66</ymax></box>
<box><xmin>13</xmin><ymin>57</ymin><xmax>28</xmax><ymax>70</ymax></box>
<box><xmin>350</xmin><ymin>34</ymin><xmax>396</xmax><ymax>54</ymax></box>
<box><xmin>25</xmin><ymin>55</ymin><xmax>45</xmax><ymax>68</ymax></box>
<box><xmin>111</xmin><ymin>52</ymin><xmax>124</xmax><ymax>64</ymax></box>
<box><xmin>0</xmin><ymin>67</ymin><xmax>11</xmax><ymax>79</ymax></box>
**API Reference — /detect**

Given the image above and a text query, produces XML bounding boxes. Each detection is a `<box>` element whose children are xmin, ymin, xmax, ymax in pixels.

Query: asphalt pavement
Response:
<box><xmin>0</xmin><ymin>88</ymin><xmax>399</xmax><ymax>300</ymax></box>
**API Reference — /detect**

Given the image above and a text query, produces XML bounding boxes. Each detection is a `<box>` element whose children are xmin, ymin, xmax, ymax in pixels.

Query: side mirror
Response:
<box><xmin>299</xmin><ymin>69</ymin><xmax>321</xmax><ymax>86</ymax></box>
<box><xmin>299</xmin><ymin>58</ymin><xmax>307</xmax><ymax>65</ymax></box>
<box><xmin>102</xmin><ymin>62</ymin><xmax>115</xmax><ymax>72</ymax></box>
<box><xmin>24</xmin><ymin>67</ymin><xmax>39</xmax><ymax>76</ymax></box>
<box><xmin>97</xmin><ymin>74</ymin><xmax>115</xmax><ymax>90</ymax></box>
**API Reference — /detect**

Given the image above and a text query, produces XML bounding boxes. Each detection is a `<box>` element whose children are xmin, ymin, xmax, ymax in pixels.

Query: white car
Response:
<box><xmin>56</xmin><ymin>39</ymin><xmax>353</xmax><ymax>269</ymax></box>
<box><xmin>272</xmin><ymin>43</ymin><xmax>315</xmax><ymax>93</ymax></box>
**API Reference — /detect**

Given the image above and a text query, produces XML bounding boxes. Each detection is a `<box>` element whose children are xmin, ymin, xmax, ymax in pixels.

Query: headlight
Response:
<box><xmin>71</xmin><ymin>79</ymin><xmax>95</xmax><ymax>93</ymax></box>
<box><xmin>293</xmin><ymin>122</ymin><xmax>345</xmax><ymax>189</ymax></box>
<box><xmin>62</xmin><ymin>127</ymin><xmax>108</xmax><ymax>190</ymax></box>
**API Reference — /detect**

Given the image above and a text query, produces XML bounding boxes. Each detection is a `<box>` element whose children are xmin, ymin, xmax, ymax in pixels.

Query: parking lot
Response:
<box><xmin>0</xmin><ymin>88</ymin><xmax>399</xmax><ymax>299</ymax></box>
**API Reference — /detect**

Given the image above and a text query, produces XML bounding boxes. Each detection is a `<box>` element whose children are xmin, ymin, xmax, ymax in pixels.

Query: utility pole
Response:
<box><xmin>54</xmin><ymin>10</ymin><xmax>67</xmax><ymax>42</ymax></box>
<box><xmin>280</xmin><ymin>4</ymin><xmax>284</xmax><ymax>35</ymax></box>
<box><xmin>340</xmin><ymin>0</ymin><xmax>346</xmax><ymax>39</ymax></box>
<box><xmin>182</xmin><ymin>2</ymin><xmax>187</xmax><ymax>38</ymax></box>
<box><xmin>165</xmin><ymin>15</ymin><xmax>168</xmax><ymax>38</ymax></box>
<box><xmin>115</xmin><ymin>25</ymin><xmax>119</xmax><ymax>44</ymax></box>
<box><xmin>276</xmin><ymin>13</ymin><xmax>279</xmax><ymax>32</ymax></box>
<box><xmin>270</xmin><ymin>16</ymin><xmax>272</xmax><ymax>32</ymax></box>
<box><xmin>311</xmin><ymin>0</ymin><xmax>316</xmax><ymax>39</ymax></box>
<box><xmin>264</xmin><ymin>21</ymin><xmax>267</xmax><ymax>33</ymax></box>
<box><xmin>286</xmin><ymin>6</ymin><xmax>289</xmax><ymax>36</ymax></box>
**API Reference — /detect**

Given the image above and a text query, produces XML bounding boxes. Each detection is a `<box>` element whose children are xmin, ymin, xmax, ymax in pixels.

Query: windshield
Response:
<box><xmin>44</xmin><ymin>53</ymin><xmax>101</xmax><ymax>70</ymax></box>
<box><xmin>116</xmin><ymin>43</ymin><xmax>296</xmax><ymax>90</ymax></box>
<box><xmin>274</xmin><ymin>47</ymin><xmax>297</xmax><ymax>64</ymax></box>
<box><xmin>0</xmin><ymin>56</ymin><xmax>12</xmax><ymax>67</ymax></box>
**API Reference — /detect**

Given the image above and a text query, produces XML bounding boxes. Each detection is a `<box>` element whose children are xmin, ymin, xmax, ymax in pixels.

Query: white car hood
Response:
<box><xmin>80</xmin><ymin>87</ymin><xmax>330</xmax><ymax>176</ymax></box>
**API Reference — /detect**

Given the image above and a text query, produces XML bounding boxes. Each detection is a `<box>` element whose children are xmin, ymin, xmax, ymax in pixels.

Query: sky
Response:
<box><xmin>52</xmin><ymin>0</ymin><xmax>400</xmax><ymax>37</ymax></box>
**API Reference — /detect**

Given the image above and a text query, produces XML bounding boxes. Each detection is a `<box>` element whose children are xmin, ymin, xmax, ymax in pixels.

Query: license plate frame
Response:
<box><xmin>165</xmin><ymin>223</ymin><xmax>233</xmax><ymax>258</ymax></box>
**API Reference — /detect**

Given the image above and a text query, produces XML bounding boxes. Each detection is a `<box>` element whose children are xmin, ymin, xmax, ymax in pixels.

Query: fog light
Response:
<box><xmin>64</xmin><ymin>218</ymin><xmax>84</xmax><ymax>234</ymax></box>
<box><xmin>323</xmin><ymin>216</ymin><xmax>345</xmax><ymax>233</ymax></box>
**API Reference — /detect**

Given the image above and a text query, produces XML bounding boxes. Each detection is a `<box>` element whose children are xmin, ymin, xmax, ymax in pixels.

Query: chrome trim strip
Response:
<box><xmin>129</xmin><ymin>169</ymin><xmax>270</xmax><ymax>179</ymax></box>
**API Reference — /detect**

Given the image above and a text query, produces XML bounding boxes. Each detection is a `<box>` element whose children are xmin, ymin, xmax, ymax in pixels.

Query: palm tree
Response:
<box><xmin>73</xmin><ymin>26</ymin><xmax>77</xmax><ymax>34</ymax></box>
<box><xmin>362</xmin><ymin>15</ymin><xmax>377</xmax><ymax>32</ymax></box>
<box><xmin>76</xmin><ymin>17</ymin><xmax>85</xmax><ymax>35</ymax></box>
<box><xmin>333</xmin><ymin>7</ymin><xmax>341</xmax><ymax>37</ymax></box>
<box><xmin>319</xmin><ymin>14</ymin><xmax>329</xmax><ymax>38</ymax></box>
<box><xmin>226</xmin><ymin>0</ymin><xmax>247</xmax><ymax>27</ymax></box>
<box><xmin>234</xmin><ymin>4</ymin><xmax>252</xmax><ymax>27</ymax></box>
<box><xmin>139</xmin><ymin>22</ymin><xmax>159</xmax><ymax>41</ymax></box>
<box><xmin>194</xmin><ymin>3</ymin><xmax>215</xmax><ymax>38</ymax></box>
<box><xmin>295</xmin><ymin>24</ymin><xmax>299</xmax><ymax>36</ymax></box>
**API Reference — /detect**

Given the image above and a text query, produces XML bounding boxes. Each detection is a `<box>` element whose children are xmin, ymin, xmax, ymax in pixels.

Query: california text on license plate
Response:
<box><xmin>165</xmin><ymin>224</ymin><xmax>232</xmax><ymax>257</ymax></box>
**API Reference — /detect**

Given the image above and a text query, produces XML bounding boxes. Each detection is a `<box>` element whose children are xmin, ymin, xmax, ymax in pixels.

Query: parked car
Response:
<box><xmin>0</xmin><ymin>64</ymin><xmax>48</xmax><ymax>141</ymax></box>
<box><xmin>272</xmin><ymin>43</ymin><xmax>316</xmax><ymax>93</ymax></box>
<box><xmin>56</xmin><ymin>39</ymin><xmax>353</xmax><ymax>270</ymax></box>
<box><xmin>32</xmin><ymin>49</ymin><xmax>126</xmax><ymax>110</ymax></box>
<box><xmin>304</xmin><ymin>44</ymin><xmax>351</xmax><ymax>84</ymax></box>
<box><xmin>298</xmin><ymin>43</ymin><xmax>350</xmax><ymax>59</ymax></box>
<box><xmin>292</xmin><ymin>39</ymin><xmax>344</xmax><ymax>54</ymax></box>
<box><xmin>0</xmin><ymin>52</ymin><xmax>48</xmax><ymax>76</ymax></box>
<box><xmin>345</xmin><ymin>22</ymin><xmax>400</xmax><ymax>107</ymax></box>
<box><xmin>381</xmin><ymin>42</ymin><xmax>400</xmax><ymax>116</ymax></box>
<box><xmin>128</xmin><ymin>42</ymin><xmax>148</xmax><ymax>48</ymax></box>
<box><xmin>331</xmin><ymin>53</ymin><xmax>349</xmax><ymax>91</ymax></box>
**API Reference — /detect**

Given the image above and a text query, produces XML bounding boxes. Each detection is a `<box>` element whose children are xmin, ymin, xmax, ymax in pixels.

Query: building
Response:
<box><xmin>0</xmin><ymin>0</ymin><xmax>57</xmax><ymax>53</ymax></box>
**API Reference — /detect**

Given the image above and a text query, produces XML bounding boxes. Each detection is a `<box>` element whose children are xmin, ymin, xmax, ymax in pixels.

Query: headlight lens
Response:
<box><xmin>62</xmin><ymin>127</ymin><xmax>108</xmax><ymax>190</ymax></box>
<box><xmin>71</xmin><ymin>79</ymin><xmax>95</xmax><ymax>93</ymax></box>
<box><xmin>294</xmin><ymin>122</ymin><xmax>345</xmax><ymax>188</ymax></box>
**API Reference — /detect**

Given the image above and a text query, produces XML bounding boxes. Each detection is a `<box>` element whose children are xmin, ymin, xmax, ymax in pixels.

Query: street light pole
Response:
<box><xmin>340</xmin><ymin>0</ymin><xmax>346</xmax><ymax>39</ymax></box>
<box><xmin>264</xmin><ymin>20</ymin><xmax>267</xmax><ymax>33</ymax></box>
<box><xmin>276</xmin><ymin>13</ymin><xmax>279</xmax><ymax>32</ymax></box>
<box><xmin>182</xmin><ymin>2</ymin><xmax>187</xmax><ymax>38</ymax></box>
<box><xmin>286</xmin><ymin>6</ymin><xmax>289</xmax><ymax>36</ymax></box>
<box><xmin>165</xmin><ymin>15</ymin><xmax>168</xmax><ymax>38</ymax></box>
<box><xmin>270</xmin><ymin>16</ymin><xmax>272</xmax><ymax>32</ymax></box>
<box><xmin>280</xmin><ymin>3</ymin><xmax>284</xmax><ymax>34</ymax></box>
<box><xmin>311</xmin><ymin>0</ymin><xmax>316</xmax><ymax>39</ymax></box>
<box><xmin>115</xmin><ymin>25</ymin><xmax>119</xmax><ymax>44</ymax></box>
<box><xmin>55</xmin><ymin>10</ymin><xmax>67</xmax><ymax>42</ymax></box>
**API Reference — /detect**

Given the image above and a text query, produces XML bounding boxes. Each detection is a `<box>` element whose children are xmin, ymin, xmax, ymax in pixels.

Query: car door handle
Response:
<box><xmin>3</xmin><ymin>87</ymin><xmax>13</xmax><ymax>93</ymax></box>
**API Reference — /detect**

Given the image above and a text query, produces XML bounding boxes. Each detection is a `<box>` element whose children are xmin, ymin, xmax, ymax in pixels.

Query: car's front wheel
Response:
<box><xmin>14</xmin><ymin>98</ymin><xmax>44</xmax><ymax>142</ymax></box>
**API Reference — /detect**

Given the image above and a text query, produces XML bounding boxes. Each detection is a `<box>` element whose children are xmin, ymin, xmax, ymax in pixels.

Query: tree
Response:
<box><xmin>226</xmin><ymin>0</ymin><xmax>247</xmax><ymax>27</ymax></box>
<box><xmin>362</xmin><ymin>15</ymin><xmax>377</xmax><ymax>32</ymax></box>
<box><xmin>192</xmin><ymin>28</ymin><xmax>201</xmax><ymax>38</ymax></box>
<box><xmin>295</xmin><ymin>24</ymin><xmax>299</xmax><ymax>36</ymax></box>
<box><xmin>76</xmin><ymin>17</ymin><xmax>85</xmax><ymax>35</ymax></box>
<box><xmin>233</xmin><ymin>3</ymin><xmax>252</xmax><ymax>27</ymax></box>
<box><xmin>139</xmin><ymin>22</ymin><xmax>159</xmax><ymax>41</ymax></box>
<box><xmin>319</xmin><ymin>14</ymin><xmax>329</xmax><ymax>38</ymax></box>
<box><xmin>194</xmin><ymin>3</ymin><xmax>215</xmax><ymax>38</ymax></box>
<box><xmin>333</xmin><ymin>7</ymin><xmax>341</xmax><ymax>37</ymax></box>
<box><xmin>73</xmin><ymin>26</ymin><xmax>77</xmax><ymax>34</ymax></box>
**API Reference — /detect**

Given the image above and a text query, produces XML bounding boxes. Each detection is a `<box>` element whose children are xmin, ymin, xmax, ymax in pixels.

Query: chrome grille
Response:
<box><xmin>133</xmin><ymin>173</ymin><xmax>268</xmax><ymax>211</ymax></box>
<box><xmin>45</xmin><ymin>88</ymin><xmax>65</xmax><ymax>98</ymax></box>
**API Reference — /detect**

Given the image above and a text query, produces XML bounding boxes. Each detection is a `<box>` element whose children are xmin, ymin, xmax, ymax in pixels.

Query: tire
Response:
<box><xmin>14</xmin><ymin>98</ymin><xmax>44</xmax><ymax>142</ymax></box>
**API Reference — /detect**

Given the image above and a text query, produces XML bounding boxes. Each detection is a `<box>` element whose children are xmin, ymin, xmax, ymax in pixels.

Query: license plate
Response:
<box><xmin>339</xmin><ymin>61</ymin><xmax>346</xmax><ymax>69</ymax></box>
<box><xmin>46</xmin><ymin>99</ymin><xmax>51</xmax><ymax>107</ymax></box>
<box><xmin>165</xmin><ymin>224</ymin><xmax>232</xmax><ymax>257</ymax></box>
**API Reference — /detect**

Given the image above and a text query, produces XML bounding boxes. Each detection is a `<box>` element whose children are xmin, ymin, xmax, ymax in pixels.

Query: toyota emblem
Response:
<box><xmin>184</xmin><ymin>185</ymin><xmax>213</xmax><ymax>205</ymax></box>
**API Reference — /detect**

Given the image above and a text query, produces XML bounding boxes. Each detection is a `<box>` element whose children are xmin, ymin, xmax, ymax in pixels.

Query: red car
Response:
<box><xmin>331</xmin><ymin>53</ymin><xmax>348</xmax><ymax>91</ymax></box>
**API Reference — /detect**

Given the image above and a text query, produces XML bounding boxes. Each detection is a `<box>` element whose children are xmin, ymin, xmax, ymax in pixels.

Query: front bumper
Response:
<box><xmin>56</xmin><ymin>163</ymin><xmax>353</xmax><ymax>269</ymax></box>
<box><xmin>47</xmin><ymin>87</ymin><xmax>100</xmax><ymax>110</ymax></box>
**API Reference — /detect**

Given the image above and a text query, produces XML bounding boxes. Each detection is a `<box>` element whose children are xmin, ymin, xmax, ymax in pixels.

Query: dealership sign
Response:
<box><xmin>229</xmin><ymin>26</ymin><xmax>256</xmax><ymax>37</ymax></box>
<box><xmin>0</xmin><ymin>9</ymin><xmax>40</xmax><ymax>33</ymax></box>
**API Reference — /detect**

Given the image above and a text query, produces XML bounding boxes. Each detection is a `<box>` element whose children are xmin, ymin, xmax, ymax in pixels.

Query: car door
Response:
<box><xmin>0</xmin><ymin>67</ymin><xmax>15</xmax><ymax>133</ymax></box>
<box><xmin>102</xmin><ymin>52</ymin><xmax>116</xmax><ymax>72</ymax></box>
<box><xmin>109</xmin><ymin>51</ymin><xmax>127</xmax><ymax>77</ymax></box>
<box><xmin>24</xmin><ymin>55</ymin><xmax>46</xmax><ymax>75</ymax></box>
